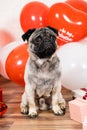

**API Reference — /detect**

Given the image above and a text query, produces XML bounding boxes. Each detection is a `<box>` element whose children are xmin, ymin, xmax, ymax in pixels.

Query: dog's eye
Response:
<box><xmin>35</xmin><ymin>36</ymin><xmax>42</xmax><ymax>42</ymax></box>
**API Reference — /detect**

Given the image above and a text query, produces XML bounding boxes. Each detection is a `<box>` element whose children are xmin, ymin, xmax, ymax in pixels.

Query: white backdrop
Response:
<box><xmin>0</xmin><ymin>0</ymin><xmax>66</xmax><ymax>26</ymax></box>
<box><xmin>0</xmin><ymin>0</ymin><xmax>66</xmax><ymax>41</ymax></box>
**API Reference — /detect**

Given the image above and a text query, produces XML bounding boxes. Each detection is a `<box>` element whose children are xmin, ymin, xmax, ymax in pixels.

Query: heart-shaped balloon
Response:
<box><xmin>57</xmin><ymin>41</ymin><xmax>87</xmax><ymax>90</ymax></box>
<box><xmin>65</xmin><ymin>0</ymin><xmax>87</xmax><ymax>14</ymax></box>
<box><xmin>47</xmin><ymin>3</ymin><xmax>87</xmax><ymax>46</ymax></box>
<box><xmin>20</xmin><ymin>1</ymin><xmax>49</xmax><ymax>32</ymax></box>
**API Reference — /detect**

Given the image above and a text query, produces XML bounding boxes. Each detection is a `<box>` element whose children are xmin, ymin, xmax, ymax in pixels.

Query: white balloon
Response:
<box><xmin>79</xmin><ymin>37</ymin><xmax>87</xmax><ymax>45</ymax></box>
<box><xmin>0</xmin><ymin>41</ymin><xmax>24</xmax><ymax>79</ymax></box>
<box><xmin>57</xmin><ymin>43</ymin><xmax>87</xmax><ymax>90</ymax></box>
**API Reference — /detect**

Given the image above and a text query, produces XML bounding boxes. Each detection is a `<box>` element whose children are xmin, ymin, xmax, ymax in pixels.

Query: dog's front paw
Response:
<box><xmin>59</xmin><ymin>102</ymin><xmax>66</xmax><ymax>112</ymax></box>
<box><xmin>52</xmin><ymin>105</ymin><xmax>64</xmax><ymax>116</ymax></box>
<box><xmin>28</xmin><ymin>108</ymin><xmax>38</xmax><ymax>118</ymax></box>
<box><xmin>21</xmin><ymin>106</ymin><xmax>28</xmax><ymax>114</ymax></box>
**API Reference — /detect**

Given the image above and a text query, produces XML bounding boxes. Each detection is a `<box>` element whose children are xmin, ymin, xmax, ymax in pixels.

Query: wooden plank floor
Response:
<box><xmin>0</xmin><ymin>76</ymin><xmax>82</xmax><ymax>130</ymax></box>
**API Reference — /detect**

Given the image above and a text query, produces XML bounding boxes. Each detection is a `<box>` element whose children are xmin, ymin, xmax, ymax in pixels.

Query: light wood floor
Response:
<box><xmin>0</xmin><ymin>76</ymin><xmax>82</xmax><ymax>130</ymax></box>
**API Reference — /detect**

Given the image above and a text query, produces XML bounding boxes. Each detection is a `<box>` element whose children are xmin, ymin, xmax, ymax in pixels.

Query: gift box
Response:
<box><xmin>72</xmin><ymin>88</ymin><xmax>87</xmax><ymax>100</ymax></box>
<box><xmin>69</xmin><ymin>98</ymin><xmax>87</xmax><ymax>123</ymax></box>
<box><xmin>83</xmin><ymin>117</ymin><xmax>87</xmax><ymax>130</ymax></box>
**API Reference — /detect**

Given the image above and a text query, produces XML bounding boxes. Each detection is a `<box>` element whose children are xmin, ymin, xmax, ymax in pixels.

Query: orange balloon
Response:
<box><xmin>66</xmin><ymin>0</ymin><xmax>87</xmax><ymax>14</ymax></box>
<box><xmin>0</xmin><ymin>30</ymin><xmax>15</xmax><ymax>47</ymax></box>
<box><xmin>6</xmin><ymin>43</ymin><xmax>28</xmax><ymax>86</ymax></box>
<box><xmin>20</xmin><ymin>1</ymin><xmax>49</xmax><ymax>32</ymax></box>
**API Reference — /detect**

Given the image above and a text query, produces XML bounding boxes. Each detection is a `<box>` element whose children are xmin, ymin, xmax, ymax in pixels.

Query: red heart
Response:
<box><xmin>65</xmin><ymin>0</ymin><xmax>87</xmax><ymax>14</ymax></box>
<box><xmin>0</xmin><ymin>102</ymin><xmax>7</xmax><ymax>116</ymax></box>
<box><xmin>47</xmin><ymin>3</ymin><xmax>87</xmax><ymax>46</ymax></box>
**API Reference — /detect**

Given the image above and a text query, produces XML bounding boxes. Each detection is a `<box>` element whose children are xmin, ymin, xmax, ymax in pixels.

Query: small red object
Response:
<box><xmin>0</xmin><ymin>88</ymin><xmax>8</xmax><ymax>116</ymax></box>
<box><xmin>0</xmin><ymin>102</ymin><xmax>7</xmax><ymax>117</ymax></box>
<box><xmin>81</xmin><ymin>88</ymin><xmax>87</xmax><ymax>100</ymax></box>
<box><xmin>0</xmin><ymin>88</ymin><xmax>2</xmax><ymax>102</ymax></box>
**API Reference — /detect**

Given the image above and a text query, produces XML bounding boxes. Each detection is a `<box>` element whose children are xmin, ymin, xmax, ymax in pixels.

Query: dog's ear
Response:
<box><xmin>22</xmin><ymin>28</ymin><xmax>36</xmax><ymax>41</ymax></box>
<box><xmin>47</xmin><ymin>26</ymin><xmax>58</xmax><ymax>36</ymax></box>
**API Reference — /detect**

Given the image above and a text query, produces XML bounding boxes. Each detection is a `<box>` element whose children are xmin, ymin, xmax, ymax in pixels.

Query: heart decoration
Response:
<box><xmin>47</xmin><ymin>3</ymin><xmax>87</xmax><ymax>45</ymax></box>
<box><xmin>0</xmin><ymin>102</ymin><xmax>8</xmax><ymax>117</ymax></box>
<box><xmin>65</xmin><ymin>0</ymin><xmax>87</xmax><ymax>14</ymax></box>
<box><xmin>20</xmin><ymin>1</ymin><xmax>49</xmax><ymax>32</ymax></box>
<box><xmin>0</xmin><ymin>88</ymin><xmax>7</xmax><ymax>117</ymax></box>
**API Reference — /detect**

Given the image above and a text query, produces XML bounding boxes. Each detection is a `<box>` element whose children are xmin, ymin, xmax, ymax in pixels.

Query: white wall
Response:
<box><xmin>0</xmin><ymin>0</ymin><xmax>65</xmax><ymax>27</ymax></box>
<box><xmin>0</xmin><ymin>0</ymin><xmax>66</xmax><ymax>41</ymax></box>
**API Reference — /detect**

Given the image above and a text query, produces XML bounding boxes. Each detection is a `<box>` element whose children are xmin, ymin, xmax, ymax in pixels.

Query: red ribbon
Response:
<box><xmin>81</xmin><ymin>88</ymin><xmax>87</xmax><ymax>100</ymax></box>
<box><xmin>81</xmin><ymin>88</ymin><xmax>87</xmax><ymax>92</ymax></box>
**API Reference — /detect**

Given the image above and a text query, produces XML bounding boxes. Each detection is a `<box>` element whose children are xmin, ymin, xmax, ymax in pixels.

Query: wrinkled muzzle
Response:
<box><xmin>34</xmin><ymin>40</ymin><xmax>57</xmax><ymax>59</ymax></box>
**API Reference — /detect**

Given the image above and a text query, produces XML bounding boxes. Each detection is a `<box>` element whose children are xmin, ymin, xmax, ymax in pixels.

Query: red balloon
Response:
<box><xmin>65</xmin><ymin>0</ymin><xmax>87</xmax><ymax>14</ymax></box>
<box><xmin>46</xmin><ymin>3</ymin><xmax>87</xmax><ymax>46</ymax></box>
<box><xmin>6</xmin><ymin>43</ymin><xmax>28</xmax><ymax>86</ymax></box>
<box><xmin>20</xmin><ymin>1</ymin><xmax>49</xmax><ymax>32</ymax></box>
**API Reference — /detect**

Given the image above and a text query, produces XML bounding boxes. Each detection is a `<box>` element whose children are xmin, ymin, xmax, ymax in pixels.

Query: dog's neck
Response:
<box><xmin>30</xmin><ymin>51</ymin><xmax>57</xmax><ymax>66</ymax></box>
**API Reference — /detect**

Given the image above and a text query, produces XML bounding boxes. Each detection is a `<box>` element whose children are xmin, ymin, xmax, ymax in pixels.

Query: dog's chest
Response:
<box><xmin>33</xmin><ymin>66</ymin><xmax>55</xmax><ymax>97</ymax></box>
<box><xmin>30</xmin><ymin>57</ymin><xmax>60</xmax><ymax>97</ymax></box>
<box><xmin>35</xmin><ymin>73</ymin><xmax>54</xmax><ymax>97</ymax></box>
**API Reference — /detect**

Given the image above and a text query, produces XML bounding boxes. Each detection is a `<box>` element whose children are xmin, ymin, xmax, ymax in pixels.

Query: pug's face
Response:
<box><xmin>22</xmin><ymin>27</ymin><xmax>58</xmax><ymax>59</ymax></box>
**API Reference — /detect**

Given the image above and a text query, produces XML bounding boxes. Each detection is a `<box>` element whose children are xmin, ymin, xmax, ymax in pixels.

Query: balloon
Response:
<box><xmin>0</xmin><ymin>30</ymin><xmax>15</xmax><ymax>47</ymax></box>
<box><xmin>57</xmin><ymin>42</ymin><xmax>87</xmax><ymax>90</ymax></box>
<box><xmin>6</xmin><ymin>43</ymin><xmax>28</xmax><ymax>86</ymax></box>
<box><xmin>79</xmin><ymin>37</ymin><xmax>87</xmax><ymax>45</ymax></box>
<box><xmin>0</xmin><ymin>41</ymin><xmax>24</xmax><ymax>79</ymax></box>
<box><xmin>65</xmin><ymin>0</ymin><xmax>87</xmax><ymax>14</ymax></box>
<box><xmin>47</xmin><ymin>3</ymin><xmax>87</xmax><ymax>46</ymax></box>
<box><xmin>20</xmin><ymin>1</ymin><xmax>49</xmax><ymax>32</ymax></box>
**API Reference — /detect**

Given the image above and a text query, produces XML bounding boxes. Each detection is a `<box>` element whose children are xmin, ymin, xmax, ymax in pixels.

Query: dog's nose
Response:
<box><xmin>44</xmin><ymin>41</ymin><xmax>52</xmax><ymax>49</ymax></box>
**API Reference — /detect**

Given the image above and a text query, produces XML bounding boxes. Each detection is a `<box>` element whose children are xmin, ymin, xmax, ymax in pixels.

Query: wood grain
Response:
<box><xmin>0</xmin><ymin>76</ymin><xmax>82</xmax><ymax>130</ymax></box>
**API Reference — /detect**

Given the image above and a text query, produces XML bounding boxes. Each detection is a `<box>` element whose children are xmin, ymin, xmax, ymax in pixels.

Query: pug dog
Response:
<box><xmin>20</xmin><ymin>26</ymin><xmax>66</xmax><ymax>118</ymax></box>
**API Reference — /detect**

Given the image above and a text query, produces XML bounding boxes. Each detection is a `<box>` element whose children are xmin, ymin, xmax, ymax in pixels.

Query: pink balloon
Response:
<box><xmin>0</xmin><ymin>30</ymin><xmax>15</xmax><ymax>47</ymax></box>
<box><xmin>0</xmin><ymin>41</ymin><xmax>24</xmax><ymax>79</ymax></box>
